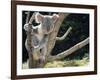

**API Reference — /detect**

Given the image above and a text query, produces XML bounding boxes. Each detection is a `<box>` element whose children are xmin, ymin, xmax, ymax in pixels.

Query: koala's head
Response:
<box><xmin>35</xmin><ymin>13</ymin><xmax>59</xmax><ymax>34</ymax></box>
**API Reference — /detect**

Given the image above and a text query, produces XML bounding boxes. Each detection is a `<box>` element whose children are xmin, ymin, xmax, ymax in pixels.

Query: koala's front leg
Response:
<box><xmin>39</xmin><ymin>45</ymin><xmax>47</xmax><ymax>63</ymax></box>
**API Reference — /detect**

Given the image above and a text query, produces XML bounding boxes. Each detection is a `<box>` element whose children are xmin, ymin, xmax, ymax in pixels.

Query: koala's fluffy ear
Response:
<box><xmin>24</xmin><ymin>24</ymin><xmax>29</xmax><ymax>31</ymax></box>
<box><xmin>52</xmin><ymin>14</ymin><xmax>59</xmax><ymax>23</ymax></box>
<box><xmin>35</xmin><ymin>13</ymin><xmax>44</xmax><ymax>23</ymax></box>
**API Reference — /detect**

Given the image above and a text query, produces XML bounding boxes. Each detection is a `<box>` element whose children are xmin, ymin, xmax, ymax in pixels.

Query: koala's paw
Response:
<box><xmin>34</xmin><ymin>45</ymin><xmax>39</xmax><ymax>49</ymax></box>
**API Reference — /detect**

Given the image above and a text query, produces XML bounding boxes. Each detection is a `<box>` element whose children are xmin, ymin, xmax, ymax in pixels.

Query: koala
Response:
<box><xmin>24</xmin><ymin>13</ymin><xmax>59</xmax><ymax>62</ymax></box>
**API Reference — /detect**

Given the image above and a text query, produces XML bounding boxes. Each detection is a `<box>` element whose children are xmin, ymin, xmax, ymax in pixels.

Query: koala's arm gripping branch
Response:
<box><xmin>48</xmin><ymin>37</ymin><xmax>89</xmax><ymax>61</ymax></box>
<box><xmin>56</xmin><ymin>27</ymin><xmax>72</xmax><ymax>41</ymax></box>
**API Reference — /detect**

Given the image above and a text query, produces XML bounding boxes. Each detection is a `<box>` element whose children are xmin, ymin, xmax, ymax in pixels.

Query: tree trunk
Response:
<box><xmin>46</xmin><ymin>13</ymin><xmax>69</xmax><ymax>58</ymax></box>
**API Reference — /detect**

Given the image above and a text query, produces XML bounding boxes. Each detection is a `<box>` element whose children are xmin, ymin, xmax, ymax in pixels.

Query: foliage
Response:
<box><xmin>22</xmin><ymin>53</ymin><xmax>89</xmax><ymax>69</ymax></box>
<box><xmin>45</xmin><ymin>53</ymin><xmax>89</xmax><ymax>68</ymax></box>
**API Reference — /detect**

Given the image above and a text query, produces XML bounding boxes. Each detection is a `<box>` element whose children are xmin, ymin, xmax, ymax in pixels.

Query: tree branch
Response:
<box><xmin>25</xmin><ymin>12</ymin><xmax>30</xmax><ymax>24</ymax></box>
<box><xmin>48</xmin><ymin>37</ymin><xmax>89</xmax><ymax>61</ymax></box>
<box><xmin>29</xmin><ymin>13</ymin><xmax>36</xmax><ymax>24</ymax></box>
<box><xmin>56</xmin><ymin>27</ymin><xmax>72</xmax><ymax>41</ymax></box>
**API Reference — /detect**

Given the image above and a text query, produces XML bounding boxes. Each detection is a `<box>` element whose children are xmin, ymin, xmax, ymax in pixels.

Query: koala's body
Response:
<box><xmin>24</xmin><ymin>13</ymin><xmax>59</xmax><ymax>62</ymax></box>
<box><xmin>24</xmin><ymin>24</ymin><xmax>48</xmax><ymax>55</ymax></box>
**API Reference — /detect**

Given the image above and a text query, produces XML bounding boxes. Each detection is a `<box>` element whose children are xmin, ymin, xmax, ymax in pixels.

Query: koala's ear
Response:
<box><xmin>24</xmin><ymin>24</ymin><xmax>29</xmax><ymax>31</ymax></box>
<box><xmin>52</xmin><ymin>14</ymin><xmax>59</xmax><ymax>23</ymax></box>
<box><xmin>35</xmin><ymin>13</ymin><xmax>44</xmax><ymax>23</ymax></box>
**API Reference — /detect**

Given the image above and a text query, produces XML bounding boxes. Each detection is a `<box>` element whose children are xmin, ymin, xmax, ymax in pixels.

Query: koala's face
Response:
<box><xmin>35</xmin><ymin>13</ymin><xmax>59</xmax><ymax>34</ymax></box>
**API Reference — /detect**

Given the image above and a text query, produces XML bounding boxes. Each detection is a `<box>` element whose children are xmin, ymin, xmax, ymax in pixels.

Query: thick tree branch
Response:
<box><xmin>48</xmin><ymin>37</ymin><xmax>89</xmax><ymax>61</ymax></box>
<box><xmin>56</xmin><ymin>27</ymin><xmax>72</xmax><ymax>41</ymax></box>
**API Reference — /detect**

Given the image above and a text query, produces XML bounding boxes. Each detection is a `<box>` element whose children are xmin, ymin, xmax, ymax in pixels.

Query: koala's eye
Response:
<box><xmin>33</xmin><ymin>23</ymin><xmax>40</xmax><ymax>26</ymax></box>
